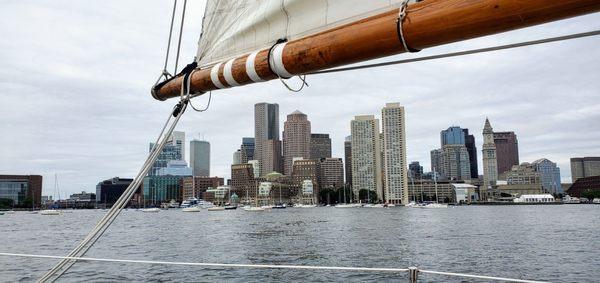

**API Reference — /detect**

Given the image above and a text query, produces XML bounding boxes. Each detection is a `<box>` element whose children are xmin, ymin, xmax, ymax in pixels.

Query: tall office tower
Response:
<box><xmin>570</xmin><ymin>157</ymin><xmax>600</xmax><ymax>182</ymax></box>
<box><xmin>494</xmin><ymin>131</ymin><xmax>519</xmax><ymax>175</ymax></box>
<box><xmin>319</xmin><ymin>158</ymin><xmax>344</xmax><ymax>189</ymax></box>
<box><xmin>283</xmin><ymin>110</ymin><xmax>311</xmax><ymax>175</ymax></box>
<box><xmin>439</xmin><ymin>126</ymin><xmax>471</xmax><ymax>181</ymax></box>
<box><xmin>344</xmin><ymin>135</ymin><xmax>352</xmax><ymax>186</ymax></box>
<box><xmin>149</xmin><ymin>142</ymin><xmax>183</xmax><ymax>176</ymax></box>
<box><xmin>190</xmin><ymin>139</ymin><xmax>210</xmax><ymax>177</ymax></box>
<box><xmin>310</xmin><ymin>133</ymin><xmax>332</xmax><ymax>160</ymax></box>
<box><xmin>381</xmin><ymin>103</ymin><xmax>408</xmax><ymax>204</ymax></box>
<box><xmin>482</xmin><ymin>118</ymin><xmax>498</xmax><ymax>195</ymax></box>
<box><xmin>240</xmin><ymin>137</ymin><xmax>255</xmax><ymax>163</ymax></box>
<box><xmin>409</xmin><ymin>161</ymin><xmax>423</xmax><ymax>179</ymax></box>
<box><xmin>351</xmin><ymin>115</ymin><xmax>383</xmax><ymax>201</ymax></box>
<box><xmin>441</xmin><ymin>144</ymin><xmax>471</xmax><ymax>180</ymax></box>
<box><xmin>170</xmin><ymin>131</ymin><xmax>185</xmax><ymax>160</ymax></box>
<box><xmin>254</xmin><ymin>102</ymin><xmax>281</xmax><ymax>176</ymax></box>
<box><xmin>462</xmin><ymin>129</ymin><xmax>479</xmax><ymax>179</ymax></box>
<box><xmin>233</xmin><ymin>149</ymin><xmax>242</xmax><ymax>165</ymax></box>
<box><xmin>532</xmin><ymin>158</ymin><xmax>562</xmax><ymax>194</ymax></box>
<box><xmin>430</xmin><ymin>149</ymin><xmax>444</xmax><ymax>177</ymax></box>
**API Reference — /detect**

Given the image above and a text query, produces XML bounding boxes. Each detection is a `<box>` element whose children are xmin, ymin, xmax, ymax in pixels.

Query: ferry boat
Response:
<box><xmin>562</xmin><ymin>195</ymin><xmax>581</xmax><ymax>204</ymax></box>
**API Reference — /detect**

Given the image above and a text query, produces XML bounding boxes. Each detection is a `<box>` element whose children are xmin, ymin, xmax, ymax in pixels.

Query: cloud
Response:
<box><xmin>0</xmin><ymin>1</ymin><xmax>599</xmax><ymax>196</ymax></box>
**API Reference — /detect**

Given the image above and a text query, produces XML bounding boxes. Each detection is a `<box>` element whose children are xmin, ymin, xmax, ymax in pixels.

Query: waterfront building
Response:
<box><xmin>351</xmin><ymin>115</ymin><xmax>383</xmax><ymax>201</ymax></box>
<box><xmin>482</xmin><ymin>118</ymin><xmax>498</xmax><ymax>199</ymax></box>
<box><xmin>190</xmin><ymin>139</ymin><xmax>210</xmax><ymax>177</ymax></box>
<box><xmin>381</xmin><ymin>103</ymin><xmax>408</xmax><ymax>204</ymax></box>
<box><xmin>231</xmin><ymin>163</ymin><xmax>259</xmax><ymax>203</ymax></box>
<box><xmin>407</xmin><ymin>179</ymin><xmax>459</xmax><ymax>203</ymax></box>
<box><xmin>344</xmin><ymin>135</ymin><xmax>352</xmax><ymax>186</ymax></box>
<box><xmin>142</xmin><ymin>175</ymin><xmax>184</xmax><ymax>204</ymax></box>
<box><xmin>248</xmin><ymin>160</ymin><xmax>260</xmax><ymax>178</ymax></box>
<box><xmin>157</xmin><ymin>160</ymin><xmax>192</xmax><ymax>176</ymax></box>
<box><xmin>453</xmin><ymin>183</ymin><xmax>479</xmax><ymax>204</ymax></box>
<box><xmin>182</xmin><ymin>176</ymin><xmax>224</xmax><ymax>199</ymax></box>
<box><xmin>566</xmin><ymin>175</ymin><xmax>600</xmax><ymax>198</ymax></box>
<box><xmin>0</xmin><ymin>175</ymin><xmax>42</xmax><ymax>207</ymax></box>
<box><xmin>283</xmin><ymin>110</ymin><xmax>311</xmax><ymax>175</ymax></box>
<box><xmin>494</xmin><ymin>130</ymin><xmax>519</xmax><ymax>175</ymax></box>
<box><xmin>292</xmin><ymin>159</ymin><xmax>321</xmax><ymax>198</ymax></box>
<box><xmin>319</xmin><ymin>158</ymin><xmax>344</xmax><ymax>189</ymax></box>
<box><xmin>96</xmin><ymin>177</ymin><xmax>134</xmax><ymax>205</ymax></box>
<box><xmin>462</xmin><ymin>129</ymin><xmax>479</xmax><ymax>179</ymax></box>
<box><xmin>441</xmin><ymin>144</ymin><xmax>471</xmax><ymax>181</ymax></box>
<box><xmin>531</xmin><ymin>158</ymin><xmax>563</xmax><ymax>195</ymax></box>
<box><xmin>310</xmin><ymin>133</ymin><xmax>332</xmax><ymax>160</ymax></box>
<box><xmin>570</xmin><ymin>157</ymin><xmax>600</xmax><ymax>183</ymax></box>
<box><xmin>496</xmin><ymin>163</ymin><xmax>543</xmax><ymax>197</ymax></box>
<box><xmin>240</xmin><ymin>137</ymin><xmax>255</xmax><ymax>163</ymax></box>
<box><xmin>68</xmin><ymin>191</ymin><xmax>96</xmax><ymax>202</ymax></box>
<box><xmin>254</xmin><ymin>102</ymin><xmax>282</xmax><ymax>176</ymax></box>
<box><xmin>149</xmin><ymin>142</ymin><xmax>182</xmax><ymax>176</ymax></box>
<box><xmin>430</xmin><ymin>149</ymin><xmax>445</xmax><ymax>178</ymax></box>
<box><xmin>409</xmin><ymin>161</ymin><xmax>423</xmax><ymax>180</ymax></box>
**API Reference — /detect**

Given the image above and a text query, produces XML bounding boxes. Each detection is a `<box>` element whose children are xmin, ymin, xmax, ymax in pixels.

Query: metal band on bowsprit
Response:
<box><xmin>245</xmin><ymin>51</ymin><xmax>265</xmax><ymax>82</ymax></box>
<box><xmin>223</xmin><ymin>58</ymin><xmax>240</xmax><ymax>87</ymax></box>
<box><xmin>268</xmin><ymin>42</ymin><xmax>293</xmax><ymax>79</ymax></box>
<box><xmin>210</xmin><ymin>63</ymin><xmax>226</xmax><ymax>89</ymax></box>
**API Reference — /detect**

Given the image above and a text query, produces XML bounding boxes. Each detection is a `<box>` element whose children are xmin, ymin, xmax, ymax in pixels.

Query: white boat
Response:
<box><xmin>260</xmin><ymin>205</ymin><xmax>273</xmax><ymax>211</ymax></box>
<box><xmin>562</xmin><ymin>195</ymin><xmax>581</xmax><ymax>204</ymax></box>
<box><xmin>364</xmin><ymin>203</ymin><xmax>386</xmax><ymax>208</ymax></box>
<box><xmin>141</xmin><ymin>208</ymin><xmax>160</xmax><ymax>213</ymax></box>
<box><xmin>295</xmin><ymin>204</ymin><xmax>317</xmax><ymax>208</ymax></box>
<box><xmin>593</xmin><ymin>198</ymin><xmax>600</xmax><ymax>204</ymax></box>
<box><xmin>182</xmin><ymin>206</ymin><xmax>200</xmax><ymax>212</ymax></box>
<box><xmin>419</xmin><ymin>203</ymin><xmax>448</xmax><ymax>209</ymax></box>
<box><xmin>40</xmin><ymin>210</ymin><xmax>61</xmax><ymax>215</ymax></box>
<box><xmin>243</xmin><ymin>206</ymin><xmax>265</xmax><ymax>212</ymax></box>
<box><xmin>385</xmin><ymin>203</ymin><xmax>396</xmax><ymax>207</ymax></box>
<box><xmin>207</xmin><ymin>206</ymin><xmax>225</xmax><ymax>211</ymax></box>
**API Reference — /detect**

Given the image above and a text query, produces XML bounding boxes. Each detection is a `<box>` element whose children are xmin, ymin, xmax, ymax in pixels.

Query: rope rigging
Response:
<box><xmin>307</xmin><ymin>29</ymin><xmax>600</xmax><ymax>75</ymax></box>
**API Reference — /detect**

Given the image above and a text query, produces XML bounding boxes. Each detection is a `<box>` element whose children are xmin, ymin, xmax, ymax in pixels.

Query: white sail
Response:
<box><xmin>196</xmin><ymin>0</ymin><xmax>406</xmax><ymax>68</ymax></box>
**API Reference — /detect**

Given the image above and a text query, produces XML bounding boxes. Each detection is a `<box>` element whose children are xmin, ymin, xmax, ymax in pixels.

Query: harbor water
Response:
<box><xmin>1</xmin><ymin>205</ymin><xmax>599</xmax><ymax>282</ymax></box>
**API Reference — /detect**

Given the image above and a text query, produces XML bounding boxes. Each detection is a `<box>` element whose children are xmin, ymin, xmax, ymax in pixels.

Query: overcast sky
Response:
<box><xmin>1</xmin><ymin>1</ymin><xmax>599</xmax><ymax>198</ymax></box>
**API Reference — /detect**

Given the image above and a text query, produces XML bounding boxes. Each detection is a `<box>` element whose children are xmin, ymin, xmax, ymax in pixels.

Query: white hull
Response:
<box><xmin>207</xmin><ymin>207</ymin><xmax>225</xmax><ymax>211</ymax></box>
<box><xmin>419</xmin><ymin>203</ymin><xmax>448</xmax><ymax>209</ymax></box>
<box><xmin>182</xmin><ymin>206</ymin><xmax>200</xmax><ymax>212</ymax></box>
<box><xmin>243</xmin><ymin>206</ymin><xmax>266</xmax><ymax>212</ymax></box>
<box><xmin>295</xmin><ymin>204</ymin><xmax>317</xmax><ymax>208</ymax></box>
<box><xmin>141</xmin><ymin>208</ymin><xmax>160</xmax><ymax>213</ymax></box>
<box><xmin>40</xmin><ymin>210</ymin><xmax>61</xmax><ymax>215</ymax></box>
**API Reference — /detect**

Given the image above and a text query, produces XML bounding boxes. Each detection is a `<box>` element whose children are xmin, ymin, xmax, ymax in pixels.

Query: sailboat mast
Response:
<box><xmin>153</xmin><ymin>0</ymin><xmax>600</xmax><ymax>100</ymax></box>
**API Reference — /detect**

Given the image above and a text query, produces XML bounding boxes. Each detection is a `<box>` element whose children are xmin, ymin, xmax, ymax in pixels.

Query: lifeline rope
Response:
<box><xmin>37</xmin><ymin>100</ymin><xmax>190</xmax><ymax>283</ymax></box>
<box><xmin>267</xmin><ymin>39</ymin><xmax>309</xmax><ymax>92</ymax></box>
<box><xmin>3</xmin><ymin>252</ymin><xmax>548</xmax><ymax>283</ymax></box>
<box><xmin>308</xmin><ymin>29</ymin><xmax>600</xmax><ymax>75</ymax></box>
<box><xmin>397</xmin><ymin>0</ymin><xmax>420</xmax><ymax>53</ymax></box>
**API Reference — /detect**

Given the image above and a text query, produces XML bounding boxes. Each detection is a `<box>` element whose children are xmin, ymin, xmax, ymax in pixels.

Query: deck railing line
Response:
<box><xmin>0</xmin><ymin>252</ymin><xmax>549</xmax><ymax>283</ymax></box>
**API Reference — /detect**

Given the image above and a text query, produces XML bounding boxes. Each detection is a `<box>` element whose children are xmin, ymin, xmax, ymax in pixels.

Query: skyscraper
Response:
<box><xmin>254</xmin><ymin>103</ymin><xmax>281</xmax><ymax>176</ymax></box>
<box><xmin>462</xmin><ymin>129</ymin><xmax>479</xmax><ymax>179</ymax></box>
<box><xmin>570</xmin><ymin>157</ymin><xmax>600</xmax><ymax>182</ymax></box>
<box><xmin>532</xmin><ymin>158</ymin><xmax>562</xmax><ymax>195</ymax></box>
<box><xmin>283</xmin><ymin>110</ymin><xmax>311</xmax><ymax>175</ymax></box>
<box><xmin>408</xmin><ymin>161</ymin><xmax>423</xmax><ymax>179</ymax></box>
<box><xmin>190</xmin><ymin>139</ymin><xmax>210</xmax><ymax>177</ymax></box>
<box><xmin>344</xmin><ymin>135</ymin><xmax>352</xmax><ymax>186</ymax></box>
<box><xmin>430</xmin><ymin>149</ymin><xmax>445</xmax><ymax>178</ymax></box>
<box><xmin>171</xmin><ymin>131</ymin><xmax>185</xmax><ymax>160</ymax></box>
<box><xmin>319</xmin><ymin>158</ymin><xmax>344</xmax><ymax>189</ymax></box>
<box><xmin>482</xmin><ymin>118</ymin><xmax>498</xmax><ymax>196</ymax></box>
<box><xmin>381</xmin><ymin>103</ymin><xmax>408</xmax><ymax>204</ymax></box>
<box><xmin>494</xmin><ymin>131</ymin><xmax>519</xmax><ymax>175</ymax></box>
<box><xmin>149</xmin><ymin>142</ymin><xmax>182</xmax><ymax>176</ymax></box>
<box><xmin>438</xmin><ymin>126</ymin><xmax>471</xmax><ymax>181</ymax></box>
<box><xmin>310</xmin><ymin>133</ymin><xmax>332</xmax><ymax>160</ymax></box>
<box><xmin>240</xmin><ymin>137</ymin><xmax>255</xmax><ymax>163</ymax></box>
<box><xmin>351</xmin><ymin>115</ymin><xmax>382</xmax><ymax>201</ymax></box>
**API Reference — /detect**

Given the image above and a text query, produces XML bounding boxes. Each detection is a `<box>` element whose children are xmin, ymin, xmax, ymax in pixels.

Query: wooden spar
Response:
<box><xmin>153</xmin><ymin>0</ymin><xmax>600</xmax><ymax>101</ymax></box>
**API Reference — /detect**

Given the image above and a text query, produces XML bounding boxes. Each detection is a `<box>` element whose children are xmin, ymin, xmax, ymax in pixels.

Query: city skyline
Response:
<box><xmin>1</xmin><ymin>1</ymin><xmax>598</xmax><ymax>196</ymax></box>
